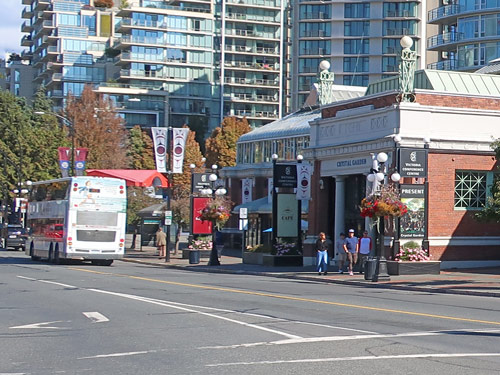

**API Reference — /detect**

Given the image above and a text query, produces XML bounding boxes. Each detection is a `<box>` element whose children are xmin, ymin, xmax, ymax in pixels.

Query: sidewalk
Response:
<box><xmin>122</xmin><ymin>247</ymin><xmax>500</xmax><ymax>298</ymax></box>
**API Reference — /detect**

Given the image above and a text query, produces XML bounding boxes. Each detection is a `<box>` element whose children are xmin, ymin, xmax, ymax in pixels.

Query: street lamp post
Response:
<box><xmin>367</xmin><ymin>152</ymin><xmax>400</xmax><ymax>282</ymax></box>
<box><xmin>422</xmin><ymin>137</ymin><xmax>431</xmax><ymax>252</ymax></box>
<box><xmin>200</xmin><ymin>164</ymin><xmax>227</xmax><ymax>266</ymax></box>
<box><xmin>271</xmin><ymin>153</ymin><xmax>278</xmax><ymax>252</ymax></box>
<box><xmin>35</xmin><ymin>111</ymin><xmax>75</xmax><ymax>177</ymax></box>
<box><xmin>392</xmin><ymin>135</ymin><xmax>402</xmax><ymax>258</ymax></box>
<box><xmin>296</xmin><ymin>154</ymin><xmax>303</xmax><ymax>255</ymax></box>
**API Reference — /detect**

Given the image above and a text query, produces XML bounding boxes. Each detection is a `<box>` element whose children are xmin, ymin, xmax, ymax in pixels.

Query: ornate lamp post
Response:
<box><xmin>398</xmin><ymin>36</ymin><xmax>417</xmax><ymax>103</ymax></box>
<box><xmin>366</xmin><ymin>152</ymin><xmax>401</xmax><ymax>282</ymax></box>
<box><xmin>200</xmin><ymin>164</ymin><xmax>227</xmax><ymax>266</ymax></box>
<box><xmin>318</xmin><ymin>60</ymin><xmax>334</xmax><ymax>106</ymax></box>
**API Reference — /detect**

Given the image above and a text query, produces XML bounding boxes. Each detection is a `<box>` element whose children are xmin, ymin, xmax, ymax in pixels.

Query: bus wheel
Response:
<box><xmin>53</xmin><ymin>246</ymin><xmax>60</xmax><ymax>265</ymax></box>
<box><xmin>48</xmin><ymin>245</ymin><xmax>53</xmax><ymax>263</ymax></box>
<box><xmin>30</xmin><ymin>243</ymin><xmax>40</xmax><ymax>261</ymax></box>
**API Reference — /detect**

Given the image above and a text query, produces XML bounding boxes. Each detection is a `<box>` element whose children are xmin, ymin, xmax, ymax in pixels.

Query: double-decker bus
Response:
<box><xmin>26</xmin><ymin>176</ymin><xmax>127</xmax><ymax>266</ymax></box>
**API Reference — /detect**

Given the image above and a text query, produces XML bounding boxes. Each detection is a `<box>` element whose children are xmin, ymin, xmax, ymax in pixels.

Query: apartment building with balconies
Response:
<box><xmin>290</xmin><ymin>0</ymin><xmax>427</xmax><ymax>111</ymax></box>
<box><xmin>426</xmin><ymin>0</ymin><xmax>500</xmax><ymax>72</ymax></box>
<box><xmin>217</xmin><ymin>0</ymin><xmax>289</xmax><ymax>126</ymax></box>
<box><xmin>21</xmin><ymin>0</ymin><xmax>112</xmax><ymax>110</ymax></box>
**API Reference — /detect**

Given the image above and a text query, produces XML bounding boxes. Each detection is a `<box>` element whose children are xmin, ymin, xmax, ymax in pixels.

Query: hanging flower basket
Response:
<box><xmin>360</xmin><ymin>185</ymin><xmax>407</xmax><ymax>218</ymax></box>
<box><xmin>198</xmin><ymin>196</ymin><xmax>232</xmax><ymax>228</ymax></box>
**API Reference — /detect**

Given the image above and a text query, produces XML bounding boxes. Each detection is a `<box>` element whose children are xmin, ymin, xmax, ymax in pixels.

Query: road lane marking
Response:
<box><xmin>78</xmin><ymin>351</ymin><xmax>152</xmax><ymax>359</ymax></box>
<box><xmin>10</xmin><ymin>321</ymin><xmax>66</xmax><ymax>329</ymax></box>
<box><xmin>83</xmin><ymin>312</ymin><xmax>109</xmax><ymax>323</ymax></box>
<box><xmin>86</xmin><ymin>288</ymin><xmax>302</xmax><ymax>340</ymax></box>
<box><xmin>199</xmin><ymin>328</ymin><xmax>500</xmax><ymax>349</ymax></box>
<box><xmin>65</xmin><ymin>268</ymin><xmax>500</xmax><ymax>327</ymax></box>
<box><xmin>206</xmin><ymin>352</ymin><xmax>500</xmax><ymax>367</ymax></box>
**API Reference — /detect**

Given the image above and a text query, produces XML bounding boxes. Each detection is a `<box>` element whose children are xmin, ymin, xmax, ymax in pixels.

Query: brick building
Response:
<box><xmin>304</xmin><ymin>69</ymin><xmax>500</xmax><ymax>268</ymax></box>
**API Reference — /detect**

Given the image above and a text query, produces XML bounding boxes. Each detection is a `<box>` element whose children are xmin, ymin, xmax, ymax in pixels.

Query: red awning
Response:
<box><xmin>86</xmin><ymin>169</ymin><xmax>169</xmax><ymax>188</ymax></box>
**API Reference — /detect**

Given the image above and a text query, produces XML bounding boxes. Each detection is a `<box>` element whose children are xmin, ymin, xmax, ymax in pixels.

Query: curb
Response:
<box><xmin>120</xmin><ymin>258</ymin><xmax>500</xmax><ymax>298</ymax></box>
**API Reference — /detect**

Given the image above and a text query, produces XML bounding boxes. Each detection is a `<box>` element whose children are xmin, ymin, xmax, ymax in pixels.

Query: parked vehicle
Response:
<box><xmin>1</xmin><ymin>224</ymin><xmax>27</xmax><ymax>251</ymax></box>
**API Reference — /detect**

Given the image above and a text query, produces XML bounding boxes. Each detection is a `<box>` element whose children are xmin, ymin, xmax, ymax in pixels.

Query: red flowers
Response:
<box><xmin>360</xmin><ymin>185</ymin><xmax>408</xmax><ymax>218</ymax></box>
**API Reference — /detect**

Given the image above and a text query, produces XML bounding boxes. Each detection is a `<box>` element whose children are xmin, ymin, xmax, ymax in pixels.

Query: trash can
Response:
<box><xmin>364</xmin><ymin>258</ymin><xmax>377</xmax><ymax>280</ymax></box>
<box><xmin>189</xmin><ymin>250</ymin><xmax>200</xmax><ymax>264</ymax></box>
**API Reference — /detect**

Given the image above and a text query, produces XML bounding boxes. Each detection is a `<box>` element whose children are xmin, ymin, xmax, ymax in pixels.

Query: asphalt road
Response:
<box><xmin>1</xmin><ymin>252</ymin><xmax>500</xmax><ymax>375</ymax></box>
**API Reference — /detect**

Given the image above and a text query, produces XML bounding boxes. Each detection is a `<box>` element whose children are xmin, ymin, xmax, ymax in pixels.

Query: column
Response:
<box><xmin>334</xmin><ymin>176</ymin><xmax>346</xmax><ymax>259</ymax></box>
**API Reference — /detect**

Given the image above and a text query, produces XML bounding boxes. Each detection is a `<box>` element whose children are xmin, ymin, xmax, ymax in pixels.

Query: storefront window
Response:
<box><xmin>454</xmin><ymin>171</ymin><xmax>487</xmax><ymax>209</ymax></box>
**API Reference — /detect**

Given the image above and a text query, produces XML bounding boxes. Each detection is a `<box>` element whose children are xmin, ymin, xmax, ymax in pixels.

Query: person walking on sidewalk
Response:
<box><xmin>155</xmin><ymin>227</ymin><xmax>167</xmax><ymax>259</ymax></box>
<box><xmin>358</xmin><ymin>231</ymin><xmax>372</xmax><ymax>274</ymax></box>
<box><xmin>336</xmin><ymin>233</ymin><xmax>347</xmax><ymax>274</ymax></box>
<box><xmin>343</xmin><ymin>229</ymin><xmax>358</xmax><ymax>276</ymax></box>
<box><xmin>316</xmin><ymin>232</ymin><xmax>329</xmax><ymax>275</ymax></box>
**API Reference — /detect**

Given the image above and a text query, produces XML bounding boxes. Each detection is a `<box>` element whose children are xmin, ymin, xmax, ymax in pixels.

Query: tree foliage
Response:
<box><xmin>128</xmin><ymin>125</ymin><xmax>155</xmax><ymax>170</ymax></box>
<box><xmin>0</xmin><ymin>89</ymin><xmax>66</xmax><ymax>196</ymax></box>
<box><xmin>476</xmin><ymin>139</ymin><xmax>500</xmax><ymax>222</ymax></box>
<box><xmin>64</xmin><ymin>85</ymin><xmax>129</xmax><ymax>169</ymax></box>
<box><xmin>126</xmin><ymin>186</ymin><xmax>160</xmax><ymax>227</ymax></box>
<box><xmin>205</xmin><ymin>116</ymin><xmax>251</xmax><ymax>168</ymax></box>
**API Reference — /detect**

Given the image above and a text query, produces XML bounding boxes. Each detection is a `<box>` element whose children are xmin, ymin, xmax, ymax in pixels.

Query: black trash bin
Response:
<box><xmin>364</xmin><ymin>258</ymin><xmax>377</xmax><ymax>280</ymax></box>
<box><xmin>189</xmin><ymin>250</ymin><xmax>200</xmax><ymax>264</ymax></box>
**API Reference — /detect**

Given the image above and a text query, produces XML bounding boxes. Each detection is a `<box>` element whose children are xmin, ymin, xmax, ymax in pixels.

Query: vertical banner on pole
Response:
<box><xmin>57</xmin><ymin>147</ymin><xmax>71</xmax><ymax>178</ymax></box>
<box><xmin>74</xmin><ymin>148</ymin><xmax>88</xmax><ymax>176</ymax></box>
<box><xmin>267</xmin><ymin>178</ymin><xmax>273</xmax><ymax>204</ymax></box>
<box><xmin>296</xmin><ymin>163</ymin><xmax>311</xmax><ymax>200</ymax></box>
<box><xmin>172</xmin><ymin>128</ymin><xmax>189</xmax><ymax>173</ymax></box>
<box><xmin>242</xmin><ymin>178</ymin><xmax>252</xmax><ymax>203</ymax></box>
<box><xmin>151</xmin><ymin>127</ymin><xmax>168</xmax><ymax>173</ymax></box>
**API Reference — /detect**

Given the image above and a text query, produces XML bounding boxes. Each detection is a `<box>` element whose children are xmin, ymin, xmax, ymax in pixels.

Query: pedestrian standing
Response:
<box><xmin>336</xmin><ymin>233</ymin><xmax>347</xmax><ymax>274</ymax></box>
<box><xmin>155</xmin><ymin>227</ymin><xmax>167</xmax><ymax>259</ymax></box>
<box><xmin>315</xmin><ymin>232</ymin><xmax>329</xmax><ymax>275</ymax></box>
<box><xmin>343</xmin><ymin>229</ymin><xmax>359</xmax><ymax>276</ymax></box>
<box><xmin>358</xmin><ymin>231</ymin><xmax>372</xmax><ymax>274</ymax></box>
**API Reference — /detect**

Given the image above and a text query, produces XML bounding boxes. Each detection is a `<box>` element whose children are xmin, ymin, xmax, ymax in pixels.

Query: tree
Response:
<box><xmin>205</xmin><ymin>116</ymin><xmax>251</xmax><ymax>168</ymax></box>
<box><xmin>476</xmin><ymin>139</ymin><xmax>500</xmax><ymax>222</ymax></box>
<box><xmin>128</xmin><ymin>125</ymin><xmax>155</xmax><ymax>170</ymax></box>
<box><xmin>126</xmin><ymin>186</ymin><xmax>160</xmax><ymax>227</ymax></box>
<box><xmin>64</xmin><ymin>85</ymin><xmax>129</xmax><ymax>169</ymax></box>
<box><xmin>28</xmin><ymin>86</ymin><xmax>68</xmax><ymax>181</ymax></box>
<box><xmin>94</xmin><ymin>0</ymin><xmax>114</xmax><ymax>8</ymax></box>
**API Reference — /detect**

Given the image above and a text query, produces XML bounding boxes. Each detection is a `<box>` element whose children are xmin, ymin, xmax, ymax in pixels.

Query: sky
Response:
<box><xmin>1</xmin><ymin>1</ymin><xmax>25</xmax><ymax>58</ymax></box>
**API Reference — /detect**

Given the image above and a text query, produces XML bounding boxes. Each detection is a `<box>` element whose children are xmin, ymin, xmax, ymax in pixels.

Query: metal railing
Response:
<box><xmin>426</xmin><ymin>59</ymin><xmax>459</xmax><ymax>70</ymax></box>
<box><xmin>427</xmin><ymin>32</ymin><xmax>464</xmax><ymax>48</ymax></box>
<box><xmin>428</xmin><ymin>4</ymin><xmax>463</xmax><ymax>22</ymax></box>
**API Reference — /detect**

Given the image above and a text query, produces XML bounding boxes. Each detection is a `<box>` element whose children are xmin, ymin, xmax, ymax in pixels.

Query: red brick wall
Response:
<box><xmin>428</xmin><ymin>152</ymin><xmax>500</xmax><ymax>260</ymax></box>
<box><xmin>416</xmin><ymin>93</ymin><xmax>500</xmax><ymax>110</ymax></box>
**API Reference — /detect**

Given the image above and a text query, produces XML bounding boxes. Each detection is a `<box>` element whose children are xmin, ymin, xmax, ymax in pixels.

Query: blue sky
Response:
<box><xmin>1</xmin><ymin>1</ymin><xmax>25</xmax><ymax>57</ymax></box>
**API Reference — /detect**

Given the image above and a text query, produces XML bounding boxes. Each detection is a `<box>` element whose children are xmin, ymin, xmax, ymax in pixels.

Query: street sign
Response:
<box><xmin>165</xmin><ymin>218</ymin><xmax>172</xmax><ymax>225</ymax></box>
<box><xmin>273</xmin><ymin>163</ymin><xmax>297</xmax><ymax>188</ymax></box>
<box><xmin>239</xmin><ymin>219</ymin><xmax>248</xmax><ymax>231</ymax></box>
<box><xmin>399</xmin><ymin>149</ymin><xmax>427</xmax><ymax>178</ymax></box>
<box><xmin>165</xmin><ymin>210</ymin><xmax>172</xmax><ymax>219</ymax></box>
<box><xmin>239</xmin><ymin>207</ymin><xmax>248</xmax><ymax>219</ymax></box>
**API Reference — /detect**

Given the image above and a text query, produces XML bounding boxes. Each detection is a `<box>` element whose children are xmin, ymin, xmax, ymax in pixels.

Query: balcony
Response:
<box><xmin>300</xmin><ymin>12</ymin><xmax>329</xmax><ymax>20</ymax></box>
<box><xmin>231</xmin><ymin>109</ymin><xmax>279</xmax><ymax>119</ymax></box>
<box><xmin>21</xmin><ymin>21</ymin><xmax>33</xmax><ymax>32</ymax></box>
<box><xmin>227</xmin><ymin>29</ymin><xmax>279</xmax><ymax>40</ymax></box>
<box><xmin>426</xmin><ymin>59</ymin><xmax>459</xmax><ymax>71</ymax></box>
<box><xmin>226</xmin><ymin>12</ymin><xmax>279</xmax><ymax>24</ymax></box>
<box><xmin>116</xmin><ymin>51</ymin><xmax>187</xmax><ymax>64</ymax></box>
<box><xmin>21</xmin><ymin>35</ymin><xmax>33</xmax><ymax>47</ymax></box>
<box><xmin>427</xmin><ymin>32</ymin><xmax>464</xmax><ymax>50</ymax></box>
<box><xmin>34</xmin><ymin>0</ymin><xmax>50</xmax><ymax>11</ymax></box>
<box><xmin>226</xmin><ymin>0</ymin><xmax>281</xmax><ymax>9</ymax></box>
<box><xmin>22</xmin><ymin>6</ymin><xmax>34</xmax><ymax>19</ymax></box>
<box><xmin>428</xmin><ymin>4</ymin><xmax>462</xmax><ymax>23</ymax></box>
<box><xmin>225</xmin><ymin>45</ymin><xmax>278</xmax><ymax>55</ymax></box>
<box><xmin>224</xmin><ymin>60</ymin><xmax>279</xmax><ymax>71</ymax></box>
<box><xmin>224</xmin><ymin>77</ymin><xmax>279</xmax><ymax>87</ymax></box>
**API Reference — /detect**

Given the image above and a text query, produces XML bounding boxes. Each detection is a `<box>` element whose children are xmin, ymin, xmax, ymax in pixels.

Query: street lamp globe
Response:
<box><xmin>367</xmin><ymin>174</ymin><xmax>376</xmax><ymax>182</ymax></box>
<box><xmin>21</xmin><ymin>189</ymin><xmax>29</xmax><ymax>194</ymax></box>
<box><xmin>376</xmin><ymin>172</ymin><xmax>385</xmax><ymax>182</ymax></box>
<box><xmin>211</xmin><ymin>164</ymin><xmax>218</xmax><ymax>170</ymax></box>
<box><xmin>271</xmin><ymin>153</ymin><xmax>278</xmax><ymax>160</ymax></box>
<box><xmin>13</xmin><ymin>189</ymin><xmax>19</xmax><ymax>194</ymax></box>
<box><xmin>400</xmin><ymin>35</ymin><xmax>413</xmax><ymax>49</ymax></box>
<box><xmin>189</xmin><ymin>163</ymin><xmax>196</xmax><ymax>169</ymax></box>
<box><xmin>319</xmin><ymin>60</ymin><xmax>330</xmax><ymax>71</ymax></box>
<box><xmin>423</xmin><ymin>137</ymin><xmax>431</xmax><ymax>144</ymax></box>
<box><xmin>391</xmin><ymin>173</ymin><xmax>401</xmax><ymax>182</ymax></box>
<box><xmin>393</xmin><ymin>134</ymin><xmax>402</xmax><ymax>143</ymax></box>
<box><xmin>209</xmin><ymin>173</ymin><xmax>218</xmax><ymax>182</ymax></box>
<box><xmin>26</xmin><ymin>180</ymin><xmax>33</xmax><ymax>186</ymax></box>
<box><xmin>376</xmin><ymin>152</ymin><xmax>388</xmax><ymax>163</ymax></box>
<box><xmin>215</xmin><ymin>188</ymin><xmax>227</xmax><ymax>196</ymax></box>
<box><xmin>297</xmin><ymin>154</ymin><xmax>304</xmax><ymax>161</ymax></box>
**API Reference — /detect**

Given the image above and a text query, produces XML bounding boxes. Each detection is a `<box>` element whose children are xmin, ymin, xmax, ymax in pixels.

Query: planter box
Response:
<box><xmin>263</xmin><ymin>254</ymin><xmax>303</xmax><ymax>267</ymax></box>
<box><xmin>182</xmin><ymin>249</ymin><xmax>212</xmax><ymax>259</ymax></box>
<box><xmin>242</xmin><ymin>252</ymin><xmax>264</xmax><ymax>265</ymax></box>
<box><xmin>387</xmin><ymin>260</ymin><xmax>441</xmax><ymax>275</ymax></box>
